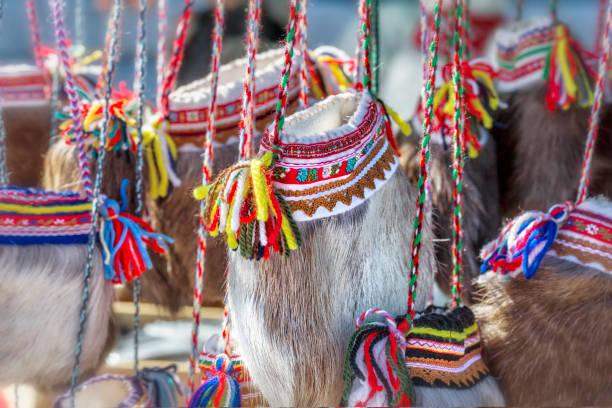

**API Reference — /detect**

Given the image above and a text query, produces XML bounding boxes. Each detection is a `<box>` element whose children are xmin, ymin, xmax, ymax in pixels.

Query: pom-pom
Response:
<box><xmin>99</xmin><ymin>181</ymin><xmax>173</xmax><ymax>283</ymax></box>
<box><xmin>188</xmin><ymin>354</ymin><xmax>241</xmax><ymax>408</ymax></box>
<box><xmin>193</xmin><ymin>152</ymin><xmax>302</xmax><ymax>260</ymax></box>
<box><xmin>340</xmin><ymin>309</ymin><xmax>414</xmax><ymax>407</ymax></box>
<box><xmin>480</xmin><ymin>201</ymin><xmax>575</xmax><ymax>279</ymax></box>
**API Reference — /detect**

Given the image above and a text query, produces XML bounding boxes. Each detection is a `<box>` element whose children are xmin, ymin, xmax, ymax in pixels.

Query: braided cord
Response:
<box><xmin>50</xmin><ymin>0</ymin><xmax>93</xmax><ymax>196</ymax></box>
<box><xmin>550</xmin><ymin>0</ymin><xmax>558</xmax><ymax>22</ymax></box>
<box><xmin>161</xmin><ymin>0</ymin><xmax>195</xmax><ymax>115</ymax></box>
<box><xmin>576</xmin><ymin>0</ymin><xmax>612</xmax><ymax>204</ymax></box>
<box><xmin>68</xmin><ymin>0</ymin><xmax>123</xmax><ymax>404</ymax></box>
<box><xmin>451</xmin><ymin>0</ymin><xmax>465</xmax><ymax>307</ymax></box>
<box><xmin>596</xmin><ymin>0</ymin><xmax>607</xmax><ymax>54</ymax></box>
<box><xmin>133</xmin><ymin>0</ymin><xmax>148</xmax><ymax>376</ymax></box>
<box><xmin>297</xmin><ymin>0</ymin><xmax>309</xmax><ymax>109</ymax></box>
<box><xmin>156</xmin><ymin>0</ymin><xmax>167</xmax><ymax>108</ymax></box>
<box><xmin>190</xmin><ymin>0</ymin><xmax>225</xmax><ymax>397</ymax></box>
<box><xmin>26</xmin><ymin>0</ymin><xmax>44</xmax><ymax>71</ymax></box>
<box><xmin>238</xmin><ymin>0</ymin><xmax>261</xmax><ymax>160</ymax></box>
<box><xmin>371</xmin><ymin>0</ymin><xmax>380</xmax><ymax>94</ymax></box>
<box><xmin>270</xmin><ymin>0</ymin><xmax>302</xmax><ymax>147</ymax></box>
<box><xmin>407</xmin><ymin>0</ymin><xmax>443</xmax><ymax>323</ymax></box>
<box><xmin>75</xmin><ymin>0</ymin><xmax>83</xmax><ymax>49</ymax></box>
<box><xmin>515</xmin><ymin>0</ymin><xmax>523</xmax><ymax>21</ymax></box>
<box><xmin>0</xmin><ymin>4</ymin><xmax>6</xmax><ymax>186</ymax></box>
<box><xmin>358</xmin><ymin>0</ymin><xmax>373</xmax><ymax>91</ymax></box>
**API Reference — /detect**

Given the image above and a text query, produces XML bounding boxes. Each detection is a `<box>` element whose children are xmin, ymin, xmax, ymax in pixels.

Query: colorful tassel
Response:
<box><xmin>141</xmin><ymin>364</ymin><xmax>185</xmax><ymax>407</ymax></box>
<box><xmin>188</xmin><ymin>354</ymin><xmax>241</xmax><ymax>408</ymax></box>
<box><xmin>340</xmin><ymin>309</ymin><xmax>413</xmax><ymax>407</ymax></box>
<box><xmin>194</xmin><ymin>152</ymin><xmax>301</xmax><ymax>260</ymax></box>
<box><xmin>99</xmin><ymin>181</ymin><xmax>173</xmax><ymax>283</ymax></box>
<box><xmin>543</xmin><ymin>25</ymin><xmax>595</xmax><ymax>112</ymax></box>
<box><xmin>480</xmin><ymin>201</ymin><xmax>575</xmax><ymax>279</ymax></box>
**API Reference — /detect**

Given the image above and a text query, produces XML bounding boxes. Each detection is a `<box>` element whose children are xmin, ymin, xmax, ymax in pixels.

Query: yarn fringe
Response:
<box><xmin>188</xmin><ymin>354</ymin><xmax>241</xmax><ymax>408</ymax></box>
<box><xmin>100</xmin><ymin>182</ymin><xmax>173</xmax><ymax>283</ymax></box>
<box><xmin>340</xmin><ymin>309</ymin><xmax>413</xmax><ymax>407</ymax></box>
<box><xmin>544</xmin><ymin>25</ymin><xmax>595</xmax><ymax>112</ymax></box>
<box><xmin>193</xmin><ymin>152</ymin><xmax>302</xmax><ymax>260</ymax></box>
<box><xmin>480</xmin><ymin>201</ymin><xmax>574</xmax><ymax>279</ymax></box>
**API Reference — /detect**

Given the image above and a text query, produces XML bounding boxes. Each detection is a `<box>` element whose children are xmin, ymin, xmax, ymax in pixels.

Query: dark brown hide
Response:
<box><xmin>3</xmin><ymin>104</ymin><xmax>51</xmax><ymax>187</ymax></box>
<box><xmin>397</xmin><ymin>131</ymin><xmax>500</xmax><ymax>303</ymax></box>
<box><xmin>473</xmin><ymin>258</ymin><xmax>612</xmax><ymax>406</ymax></box>
<box><xmin>493</xmin><ymin>84</ymin><xmax>612</xmax><ymax>217</ymax></box>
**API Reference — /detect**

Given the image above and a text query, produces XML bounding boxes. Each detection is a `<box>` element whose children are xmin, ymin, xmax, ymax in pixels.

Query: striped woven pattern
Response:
<box><xmin>0</xmin><ymin>187</ymin><xmax>92</xmax><ymax>245</ymax></box>
<box><xmin>0</xmin><ymin>65</ymin><xmax>50</xmax><ymax>106</ymax></box>
<box><xmin>547</xmin><ymin>198</ymin><xmax>612</xmax><ymax>274</ymax></box>
<box><xmin>495</xmin><ymin>16</ymin><xmax>556</xmax><ymax>92</ymax></box>
<box><xmin>406</xmin><ymin>306</ymin><xmax>489</xmax><ymax>388</ymax></box>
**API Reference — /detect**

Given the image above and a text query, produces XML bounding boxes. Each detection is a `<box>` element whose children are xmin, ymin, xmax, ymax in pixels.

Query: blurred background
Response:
<box><xmin>0</xmin><ymin>0</ymin><xmax>604</xmax><ymax>120</ymax></box>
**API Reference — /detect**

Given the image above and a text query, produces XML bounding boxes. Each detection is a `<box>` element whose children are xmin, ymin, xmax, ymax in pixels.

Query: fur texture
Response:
<box><xmin>473</xmin><ymin>257</ymin><xmax>612</xmax><ymax>406</ymax></box>
<box><xmin>2</xmin><ymin>104</ymin><xmax>51</xmax><ymax>187</ymax></box>
<box><xmin>397</xmin><ymin>132</ymin><xmax>501</xmax><ymax>303</ymax></box>
<box><xmin>494</xmin><ymin>84</ymin><xmax>612</xmax><ymax>217</ymax></box>
<box><xmin>0</xmin><ymin>245</ymin><xmax>114</xmax><ymax>389</ymax></box>
<box><xmin>227</xmin><ymin>168</ymin><xmax>437</xmax><ymax>406</ymax></box>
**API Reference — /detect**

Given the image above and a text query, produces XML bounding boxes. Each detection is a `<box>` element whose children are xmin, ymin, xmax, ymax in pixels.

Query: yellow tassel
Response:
<box><xmin>193</xmin><ymin>185</ymin><xmax>211</xmax><ymax>200</ymax></box>
<box><xmin>226</xmin><ymin>204</ymin><xmax>238</xmax><ymax>249</ymax></box>
<box><xmin>251</xmin><ymin>153</ymin><xmax>273</xmax><ymax>222</ymax></box>
<box><xmin>384</xmin><ymin>103</ymin><xmax>412</xmax><ymax>136</ymax></box>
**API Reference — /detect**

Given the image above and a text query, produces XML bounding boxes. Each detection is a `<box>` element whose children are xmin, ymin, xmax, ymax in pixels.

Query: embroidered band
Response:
<box><xmin>0</xmin><ymin>64</ymin><xmax>50</xmax><ymax>106</ymax></box>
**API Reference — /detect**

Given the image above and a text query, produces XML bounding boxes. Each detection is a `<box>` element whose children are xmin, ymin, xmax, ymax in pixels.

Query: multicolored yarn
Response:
<box><xmin>161</xmin><ymin>0</ymin><xmax>195</xmax><ymax>115</ymax></box>
<box><xmin>371</xmin><ymin>0</ymin><xmax>380</xmax><ymax>94</ymax></box>
<box><xmin>188</xmin><ymin>355</ymin><xmax>240</xmax><ymax>408</ymax></box>
<box><xmin>238</xmin><ymin>0</ymin><xmax>261</xmax><ymax>160</ymax></box>
<box><xmin>141</xmin><ymin>365</ymin><xmax>184</xmax><ymax>407</ymax></box>
<box><xmin>156</xmin><ymin>0</ymin><xmax>167</xmax><ymax>109</ymax></box>
<box><xmin>408</xmin><ymin>0</ymin><xmax>443</xmax><ymax>324</ymax></box>
<box><xmin>576</xmin><ymin>0</ymin><xmax>612</xmax><ymax>204</ymax></box>
<box><xmin>269</xmin><ymin>0</ymin><xmax>302</xmax><ymax>148</ymax></box>
<box><xmin>480</xmin><ymin>201</ymin><xmax>575</xmax><ymax>279</ymax></box>
<box><xmin>450</xmin><ymin>0</ymin><xmax>466</xmax><ymax>306</ymax></box>
<box><xmin>340</xmin><ymin>309</ymin><xmax>414</xmax><ymax>407</ymax></box>
<box><xmin>296</xmin><ymin>0</ymin><xmax>310</xmax><ymax>109</ymax></box>
<box><xmin>543</xmin><ymin>25</ymin><xmax>595</xmax><ymax>111</ymax></box>
<box><xmin>405</xmin><ymin>306</ymin><xmax>490</xmax><ymax>388</ymax></box>
<box><xmin>50</xmin><ymin>0</ymin><xmax>93</xmax><ymax>197</ymax></box>
<box><xmin>357</xmin><ymin>0</ymin><xmax>373</xmax><ymax>91</ymax></box>
<box><xmin>26</xmin><ymin>0</ymin><xmax>44</xmax><ymax>71</ymax></box>
<box><xmin>190</xmin><ymin>0</ymin><xmax>224</xmax><ymax>397</ymax></box>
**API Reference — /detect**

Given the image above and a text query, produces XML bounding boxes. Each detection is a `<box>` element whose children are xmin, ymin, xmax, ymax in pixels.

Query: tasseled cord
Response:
<box><xmin>99</xmin><ymin>180</ymin><xmax>173</xmax><ymax>283</ymax></box>
<box><xmin>480</xmin><ymin>201</ymin><xmax>574</xmax><ymax>279</ymax></box>
<box><xmin>193</xmin><ymin>151</ymin><xmax>302</xmax><ymax>260</ymax></box>
<box><xmin>340</xmin><ymin>309</ymin><xmax>414</xmax><ymax>407</ymax></box>
<box><xmin>544</xmin><ymin>25</ymin><xmax>595</xmax><ymax>112</ymax></box>
<box><xmin>188</xmin><ymin>354</ymin><xmax>240</xmax><ymax>408</ymax></box>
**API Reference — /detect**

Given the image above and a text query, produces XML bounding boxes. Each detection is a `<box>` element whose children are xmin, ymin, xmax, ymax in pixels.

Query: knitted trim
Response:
<box><xmin>168</xmin><ymin>48</ymin><xmax>301</xmax><ymax>141</ymax></box>
<box><xmin>495</xmin><ymin>16</ymin><xmax>555</xmax><ymax>93</ymax></box>
<box><xmin>0</xmin><ymin>187</ymin><xmax>92</xmax><ymax>244</ymax></box>
<box><xmin>263</xmin><ymin>92</ymin><xmax>399</xmax><ymax>221</ymax></box>
<box><xmin>547</xmin><ymin>197</ymin><xmax>612</xmax><ymax>274</ymax></box>
<box><xmin>53</xmin><ymin>374</ymin><xmax>153</xmax><ymax>408</ymax></box>
<box><xmin>406</xmin><ymin>306</ymin><xmax>490</xmax><ymax>389</ymax></box>
<box><xmin>0</xmin><ymin>64</ymin><xmax>50</xmax><ymax>106</ymax></box>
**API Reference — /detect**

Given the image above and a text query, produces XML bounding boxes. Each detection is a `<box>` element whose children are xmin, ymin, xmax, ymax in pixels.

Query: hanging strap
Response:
<box><xmin>190</xmin><ymin>0</ymin><xmax>225</xmax><ymax>398</ymax></box>
<box><xmin>132</xmin><ymin>0</ymin><xmax>148</xmax><ymax>376</ymax></box>
<box><xmin>49</xmin><ymin>0</ymin><xmax>93</xmax><ymax>197</ymax></box>
<box><xmin>161</xmin><ymin>0</ymin><xmax>195</xmax><ymax>115</ymax></box>
<box><xmin>296</xmin><ymin>0</ymin><xmax>310</xmax><ymax>109</ymax></box>
<box><xmin>550</xmin><ymin>0</ymin><xmax>558</xmax><ymax>22</ymax></box>
<box><xmin>450</xmin><ymin>0</ymin><xmax>466</xmax><ymax>307</ymax></box>
<box><xmin>356</xmin><ymin>0</ymin><xmax>373</xmax><ymax>92</ymax></box>
<box><xmin>407</xmin><ymin>0</ymin><xmax>443</xmax><ymax>324</ymax></box>
<box><xmin>26</xmin><ymin>0</ymin><xmax>45</xmax><ymax>72</ymax></box>
<box><xmin>576</xmin><ymin>0</ymin><xmax>612</xmax><ymax>204</ymax></box>
<box><xmin>596</xmin><ymin>0</ymin><xmax>608</xmax><ymax>54</ymax></box>
<box><xmin>515</xmin><ymin>0</ymin><xmax>523</xmax><ymax>21</ymax></box>
<box><xmin>238</xmin><ymin>0</ymin><xmax>262</xmax><ymax>160</ymax></box>
<box><xmin>0</xmin><ymin>0</ymin><xmax>7</xmax><ymax>187</ymax></box>
<box><xmin>156</xmin><ymin>0</ymin><xmax>168</xmax><ymax>109</ymax></box>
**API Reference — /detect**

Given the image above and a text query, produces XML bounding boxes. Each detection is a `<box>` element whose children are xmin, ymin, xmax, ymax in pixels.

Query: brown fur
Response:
<box><xmin>473</xmin><ymin>258</ymin><xmax>612</xmax><ymax>406</ymax></box>
<box><xmin>397</xmin><ymin>131</ymin><xmax>501</xmax><ymax>303</ymax></box>
<box><xmin>494</xmin><ymin>84</ymin><xmax>612</xmax><ymax>217</ymax></box>
<box><xmin>2</xmin><ymin>103</ymin><xmax>51</xmax><ymax>187</ymax></box>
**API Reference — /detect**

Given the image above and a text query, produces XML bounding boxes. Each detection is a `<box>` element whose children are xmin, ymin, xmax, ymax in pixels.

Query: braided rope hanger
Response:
<box><xmin>407</xmin><ymin>0</ymin><xmax>443</xmax><ymax>324</ymax></box>
<box><xmin>156</xmin><ymin>0</ymin><xmax>167</xmax><ymax>109</ymax></box>
<box><xmin>190</xmin><ymin>0</ymin><xmax>225</xmax><ymax>396</ymax></box>
<box><xmin>0</xmin><ymin>0</ymin><xmax>6</xmax><ymax>187</ymax></box>
<box><xmin>132</xmin><ymin>0</ymin><xmax>147</xmax><ymax>376</ymax></box>
<box><xmin>576</xmin><ymin>0</ymin><xmax>612</xmax><ymax>204</ymax></box>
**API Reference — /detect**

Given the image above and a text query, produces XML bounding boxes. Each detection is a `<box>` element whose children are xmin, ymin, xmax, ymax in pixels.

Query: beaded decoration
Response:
<box><xmin>495</xmin><ymin>16</ymin><xmax>596</xmax><ymax>112</ymax></box>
